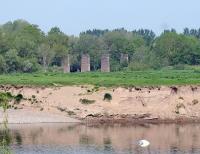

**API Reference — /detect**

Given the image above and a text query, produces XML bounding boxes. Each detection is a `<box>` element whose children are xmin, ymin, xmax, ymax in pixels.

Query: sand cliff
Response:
<box><xmin>1</xmin><ymin>85</ymin><xmax>200</xmax><ymax>123</ymax></box>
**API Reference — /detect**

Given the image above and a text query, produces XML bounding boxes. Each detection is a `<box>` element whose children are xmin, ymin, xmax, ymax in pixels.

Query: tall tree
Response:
<box><xmin>47</xmin><ymin>27</ymin><xmax>69</xmax><ymax>66</ymax></box>
<box><xmin>38</xmin><ymin>43</ymin><xmax>54</xmax><ymax>71</ymax></box>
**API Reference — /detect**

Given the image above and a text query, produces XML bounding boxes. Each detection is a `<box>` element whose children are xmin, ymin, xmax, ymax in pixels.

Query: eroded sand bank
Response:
<box><xmin>1</xmin><ymin>85</ymin><xmax>200</xmax><ymax>123</ymax></box>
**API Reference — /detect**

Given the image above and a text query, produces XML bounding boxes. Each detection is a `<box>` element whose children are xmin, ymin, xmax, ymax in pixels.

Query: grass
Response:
<box><xmin>1</xmin><ymin>70</ymin><xmax>200</xmax><ymax>87</ymax></box>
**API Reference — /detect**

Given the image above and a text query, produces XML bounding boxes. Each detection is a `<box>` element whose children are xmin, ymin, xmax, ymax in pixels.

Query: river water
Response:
<box><xmin>5</xmin><ymin>123</ymin><xmax>200</xmax><ymax>154</ymax></box>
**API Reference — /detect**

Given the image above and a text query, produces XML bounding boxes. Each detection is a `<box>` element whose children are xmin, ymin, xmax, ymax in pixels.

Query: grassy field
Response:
<box><xmin>1</xmin><ymin>70</ymin><xmax>200</xmax><ymax>87</ymax></box>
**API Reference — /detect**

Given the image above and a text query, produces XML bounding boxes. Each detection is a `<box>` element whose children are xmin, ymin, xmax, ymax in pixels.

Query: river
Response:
<box><xmin>4</xmin><ymin>123</ymin><xmax>200</xmax><ymax>154</ymax></box>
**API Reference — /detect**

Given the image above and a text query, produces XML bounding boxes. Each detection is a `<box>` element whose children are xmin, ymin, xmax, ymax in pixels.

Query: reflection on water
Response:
<box><xmin>5</xmin><ymin>123</ymin><xmax>200</xmax><ymax>154</ymax></box>
<box><xmin>0</xmin><ymin>126</ymin><xmax>12</xmax><ymax>154</ymax></box>
<box><xmin>0</xmin><ymin>112</ymin><xmax>12</xmax><ymax>154</ymax></box>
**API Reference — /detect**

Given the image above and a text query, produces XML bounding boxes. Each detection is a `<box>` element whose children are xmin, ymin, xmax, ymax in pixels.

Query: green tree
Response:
<box><xmin>152</xmin><ymin>32</ymin><xmax>200</xmax><ymax>66</ymax></box>
<box><xmin>47</xmin><ymin>27</ymin><xmax>68</xmax><ymax>66</ymax></box>
<box><xmin>38</xmin><ymin>43</ymin><xmax>54</xmax><ymax>71</ymax></box>
<box><xmin>0</xmin><ymin>30</ymin><xmax>11</xmax><ymax>54</ymax></box>
<box><xmin>0</xmin><ymin>55</ymin><xmax>6</xmax><ymax>73</ymax></box>
<box><xmin>5</xmin><ymin>49</ymin><xmax>20</xmax><ymax>72</ymax></box>
<box><xmin>14</xmin><ymin>24</ymin><xmax>44</xmax><ymax>58</ymax></box>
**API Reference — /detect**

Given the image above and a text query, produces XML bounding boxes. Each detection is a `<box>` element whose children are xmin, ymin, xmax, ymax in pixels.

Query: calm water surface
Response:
<box><xmin>5</xmin><ymin>123</ymin><xmax>200</xmax><ymax>154</ymax></box>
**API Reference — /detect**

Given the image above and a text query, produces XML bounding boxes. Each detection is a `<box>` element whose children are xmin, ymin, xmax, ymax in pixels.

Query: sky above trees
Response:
<box><xmin>0</xmin><ymin>0</ymin><xmax>199</xmax><ymax>35</ymax></box>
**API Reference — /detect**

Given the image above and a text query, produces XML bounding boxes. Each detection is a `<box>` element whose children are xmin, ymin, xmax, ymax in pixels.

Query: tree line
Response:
<box><xmin>0</xmin><ymin>19</ymin><xmax>200</xmax><ymax>73</ymax></box>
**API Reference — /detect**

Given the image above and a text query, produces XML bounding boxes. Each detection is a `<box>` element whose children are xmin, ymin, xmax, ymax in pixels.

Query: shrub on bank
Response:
<box><xmin>0</xmin><ymin>92</ymin><xmax>24</xmax><ymax>109</ymax></box>
<box><xmin>14</xmin><ymin>94</ymin><xmax>23</xmax><ymax>104</ymax></box>
<box><xmin>103</xmin><ymin>93</ymin><xmax>112</xmax><ymax>101</ymax></box>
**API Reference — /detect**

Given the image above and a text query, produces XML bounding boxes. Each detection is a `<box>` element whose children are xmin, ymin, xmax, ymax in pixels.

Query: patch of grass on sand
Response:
<box><xmin>80</xmin><ymin>99</ymin><xmax>96</xmax><ymax>105</ymax></box>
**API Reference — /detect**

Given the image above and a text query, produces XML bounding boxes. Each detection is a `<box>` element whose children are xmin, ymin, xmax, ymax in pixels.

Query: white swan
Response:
<box><xmin>138</xmin><ymin>140</ymin><xmax>150</xmax><ymax>147</ymax></box>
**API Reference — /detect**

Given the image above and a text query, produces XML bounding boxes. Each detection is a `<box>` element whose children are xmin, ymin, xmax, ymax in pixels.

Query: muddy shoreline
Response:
<box><xmin>83</xmin><ymin>117</ymin><xmax>200</xmax><ymax>125</ymax></box>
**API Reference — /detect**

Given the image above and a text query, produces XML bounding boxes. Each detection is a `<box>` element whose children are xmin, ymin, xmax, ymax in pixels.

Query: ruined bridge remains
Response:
<box><xmin>62</xmin><ymin>53</ymin><xmax>128</xmax><ymax>73</ymax></box>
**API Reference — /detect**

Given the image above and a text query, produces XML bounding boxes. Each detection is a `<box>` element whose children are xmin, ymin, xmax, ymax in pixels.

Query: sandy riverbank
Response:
<box><xmin>1</xmin><ymin>85</ymin><xmax>200</xmax><ymax>124</ymax></box>
<box><xmin>0</xmin><ymin>109</ymin><xmax>80</xmax><ymax>124</ymax></box>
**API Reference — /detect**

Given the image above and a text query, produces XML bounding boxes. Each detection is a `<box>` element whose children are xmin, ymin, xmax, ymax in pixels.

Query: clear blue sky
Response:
<box><xmin>0</xmin><ymin>0</ymin><xmax>200</xmax><ymax>35</ymax></box>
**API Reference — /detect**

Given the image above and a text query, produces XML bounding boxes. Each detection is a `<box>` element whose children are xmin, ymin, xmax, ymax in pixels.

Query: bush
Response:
<box><xmin>79</xmin><ymin>99</ymin><xmax>95</xmax><ymax>105</ymax></box>
<box><xmin>173</xmin><ymin>64</ymin><xmax>185</xmax><ymax>70</ymax></box>
<box><xmin>21</xmin><ymin>59</ymin><xmax>41</xmax><ymax>73</ymax></box>
<box><xmin>5</xmin><ymin>92</ymin><xmax>13</xmax><ymax>99</ymax></box>
<box><xmin>14</xmin><ymin>94</ymin><xmax>23</xmax><ymax>103</ymax></box>
<box><xmin>103</xmin><ymin>93</ymin><xmax>112</xmax><ymax>101</ymax></box>
<box><xmin>47</xmin><ymin>66</ymin><xmax>63</xmax><ymax>73</ymax></box>
<box><xmin>120</xmin><ymin>61</ymin><xmax>128</xmax><ymax>69</ymax></box>
<box><xmin>128</xmin><ymin>62</ymin><xmax>150</xmax><ymax>71</ymax></box>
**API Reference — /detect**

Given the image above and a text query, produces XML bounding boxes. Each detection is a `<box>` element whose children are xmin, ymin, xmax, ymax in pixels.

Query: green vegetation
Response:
<box><xmin>14</xmin><ymin>94</ymin><xmax>23</xmax><ymax>104</ymax></box>
<box><xmin>1</xmin><ymin>20</ymin><xmax>200</xmax><ymax>87</ymax></box>
<box><xmin>0</xmin><ymin>92</ymin><xmax>23</xmax><ymax>107</ymax></box>
<box><xmin>104</xmin><ymin>93</ymin><xmax>112</xmax><ymax>101</ymax></box>
<box><xmin>1</xmin><ymin>69</ymin><xmax>200</xmax><ymax>86</ymax></box>
<box><xmin>87</xmin><ymin>86</ymin><xmax>100</xmax><ymax>93</ymax></box>
<box><xmin>79</xmin><ymin>99</ymin><xmax>96</xmax><ymax>105</ymax></box>
<box><xmin>0</xmin><ymin>93</ymin><xmax>12</xmax><ymax>153</ymax></box>
<box><xmin>1</xmin><ymin>20</ymin><xmax>200</xmax><ymax>73</ymax></box>
<box><xmin>0</xmin><ymin>92</ymin><xmax>11</xmax><ymax>111</ymax></box>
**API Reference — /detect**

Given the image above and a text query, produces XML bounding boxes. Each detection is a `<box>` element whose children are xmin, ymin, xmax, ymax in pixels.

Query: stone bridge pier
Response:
<box><xmin>62</xmin><ymin>54</ymin><xmax>70</xmax><ymax>73</ymax></box>
<box><xmin>81</xmin><ymin>54</ymin><xmax>90</xmax><ymax>72</ymax></box>
<box><xmin>101</xmin><ymin>54</ymin><xmax>110</xmax><ymax>72</ymax></box>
